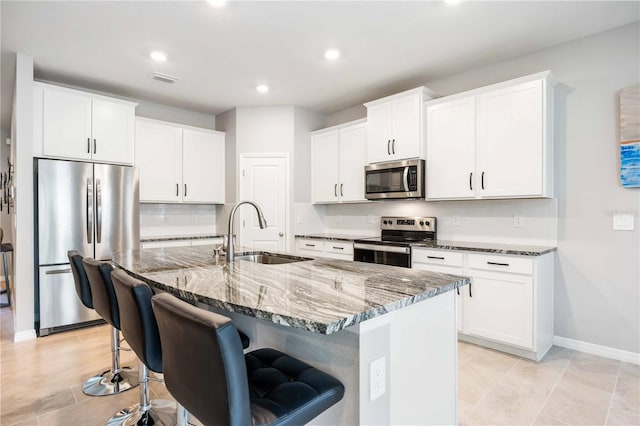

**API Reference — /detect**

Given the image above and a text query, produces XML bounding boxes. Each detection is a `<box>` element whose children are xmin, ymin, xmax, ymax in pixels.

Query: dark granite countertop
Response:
<box><xmin>411</xmin><ymin>240</ymin><xmax>556</xmax><ymax>256</ymax></box>
<box><xmin>112</xmin><ymin>245</ymin><xmax>469</xmax><ymax>335</ymax></box>
<box><xmin>295</xmin><ymin>233</ymin><xmax>373</xmax><ymax>242</ymax></box>
<box><xmin>140</xmin><ymin>234</ymin><xmax>224</xmax><ymax>243</ymax></box>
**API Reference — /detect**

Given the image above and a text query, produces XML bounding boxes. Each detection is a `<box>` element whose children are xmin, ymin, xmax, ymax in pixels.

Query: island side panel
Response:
<box><xmin>390</xmin><ymin>291</ymin><xmax>457</xmax><ymax>425</ymax></box>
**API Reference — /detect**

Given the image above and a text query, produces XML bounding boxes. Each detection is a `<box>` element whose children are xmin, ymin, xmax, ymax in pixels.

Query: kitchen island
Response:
<box><xmin>113</xmin><ymin>245</ymin><xmax>470</xmax><ymax>425</ymax></box>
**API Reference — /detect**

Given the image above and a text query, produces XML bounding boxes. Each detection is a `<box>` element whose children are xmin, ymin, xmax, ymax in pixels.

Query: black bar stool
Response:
<box><xmin>82</xmin><ymin>258</ymin><xmax>138</xmax><ymax>395</ymax></box>
<box><xmin>109</xmin><ymin>269</ymin><xmax>177</xmax><ymax>426</ymax></box>
<box><xmin>152</xmin><ymin>292</ymin><xmax>345</xmax><ymax>426</ymax></box>
<box><xmin>69</xmin><ymin>251</ymin><xmax>136</xmax><ymax>396</ymax></box>
<box><xmin>0</xmin><ymin>228</ymin><xmax>13</xmax><ymax>307</ymax></box>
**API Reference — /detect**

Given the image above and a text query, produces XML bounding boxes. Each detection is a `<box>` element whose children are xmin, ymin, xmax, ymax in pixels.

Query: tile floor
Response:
<box><xmin>1</xmin><ymin>306</ymin><xmax>638</xmax><ymax>425</ymax></box>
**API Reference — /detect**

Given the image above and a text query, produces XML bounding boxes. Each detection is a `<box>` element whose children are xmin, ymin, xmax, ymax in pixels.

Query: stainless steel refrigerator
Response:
<box><xmin>35</xmin><ymin>158</ymin><xmax>139</xmax><ymax>336</ymax></box>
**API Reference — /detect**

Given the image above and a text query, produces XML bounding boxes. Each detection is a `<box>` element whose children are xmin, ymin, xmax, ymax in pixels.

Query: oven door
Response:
<box><xmin>353</xmin><ymin>243</ymin><xmax>411</xmax><ymax>268</ymax></box>
<box><xmin>365</xmin><ymin>159</ymin><xmax>424</xmax><ymax>200</ymax></box>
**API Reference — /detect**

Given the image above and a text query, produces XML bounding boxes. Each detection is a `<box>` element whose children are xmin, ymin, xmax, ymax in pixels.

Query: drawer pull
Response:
<box><xmin>487</xmin><ymin>261</ymin><xmax>510</xmax><ymax>267</ymax></box>
<box><xmin>456</xmin><ymin>286</ymin><xmax>460</xmax><ymax>295</ymax></box>
<box><xmin>427</xmin><ymin>256</ymin><xmax>445</xmax><ymax>260</ymax></box>
<box><xmin>304</xmin><ymin>244</ymin><xmax>315</xmax><ymax>247</ymax></box>
<box><xmin>332</xmin><ymin>246</ymin><xmax>344</xmax><ymax>250</ymax></box>
<box><xmin>46</xmin><ymin>268</ymin><xmax>72</xmax><ymax>275</ymax></box>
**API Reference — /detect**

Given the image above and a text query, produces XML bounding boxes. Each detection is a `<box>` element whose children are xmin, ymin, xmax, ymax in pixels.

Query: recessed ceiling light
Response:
<box><xmin>444</xmin><ymin>0</ymin><xmax>464</xmax><ymax>5</ymax></box>
<box><xmin>207</xmin><ymin>0</ymin><xmax>226</xmax><ymax>7</ymax></box>
<box><xmin>150</xmin><ymin>51</ymin><xmax>167</xmax><ymax>62</ymax></box>
<box><xmin>256</xmin><ymin>84</ymin><xmax>269</xmax><ymax>93</ymax></box>
<box><xmin>324</xmin><ymin>49</ymin><xmax>341</xmax><ymax>61</ymax></box>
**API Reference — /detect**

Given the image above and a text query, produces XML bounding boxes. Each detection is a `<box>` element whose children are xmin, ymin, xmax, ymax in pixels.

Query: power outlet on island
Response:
<box><xmin>513</xmin><ymin>215</ymin><xmax>524</xmax><ymax>228</ymax></box>
<box><xmin>370</xmin><ymin>356</ymin><xmax>386</xmax><ymax>401</ymax></box>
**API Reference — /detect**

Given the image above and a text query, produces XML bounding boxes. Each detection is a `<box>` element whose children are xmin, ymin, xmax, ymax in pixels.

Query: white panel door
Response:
<box><xmin>426</xmin><ymin>97</ymin><xmax>477</xmax><ymax>199</ymax></box>
<box><xmin>42</xmin><ymin>87</ymin><xmax>92</xmax><ymax>160</ymax></box>
<box><xmin>477</xmin><ymin>80</ymin><xmax>544</xmax><ymax>197</ymax></box>
<box><xmin>311</xmin><ymin>131</ymin><xmax>340</xmax><ymax>203</ymax></box>
<box><xmin>91</xmin><ymin>99</ymin><xmax>135</xmax><ymax>164</ymax></box>
<box><xmin>239</xmin><ymin>155</ymin><xmax>288</xmax><ymax>252</ymax></box>
<box><xmin>182</xmin><ymin>129</ymin><xmax>225</xmax><ymax>203</ymax></box>
<box><xmin>338</xmin><ymin>124</ymin><xmax>367</xmax><ymax>202</ymax></box>
<box><xmin>463</xmin><ymin>271</ymin><xmax>534</xmax><ymax>349</ymax></box>
<box><xmin>367</xmin><ymin>103</ymin><xmax>393</xmax><ymax>163</ymax></box>
<box><xmin>391</xmin><ymin>93</ymin><xmax>421</xmax><ymax>160</ymax></box>
<box><xmin>134</xmin><ymin>119</ymin><xmax>182</xmax><ymax>202</ymax></box>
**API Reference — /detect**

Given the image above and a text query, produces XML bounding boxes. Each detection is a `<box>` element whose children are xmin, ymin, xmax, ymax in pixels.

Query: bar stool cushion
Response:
<box><xmin>82</xmin><ymin>258</ymin><xmax>121</xmax><ymax>329</ymax></box>
<box><xmin>151</xmin><ymin>293</ymin><xmax>345</xmax><ymax>426</ymax></box>
<box><xmin>68</xmin><ymin>250</ymin><xmax>93</xmax><ymax>309</ymax></box>
<box><xmin>111</xmin><ymin>269</ymin><xmax>163</xmax><ymax>373</ymax></box>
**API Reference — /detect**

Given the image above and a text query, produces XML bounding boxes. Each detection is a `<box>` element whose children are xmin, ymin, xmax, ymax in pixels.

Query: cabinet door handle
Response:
<box><xmin>469</xmin><ymin>172</ymin><xmax>473</xmax><ymax>191</ymax></box>
<box><xmin>184</xmin><ymin>184</ymin><xmax>187</xmax><ymax>197</ymax></box>
<box><xmin>87</xmin><ymin>138</ymin><xmax>91</xmax><ymax>153</ymax></box>
<box><xmin>427</xmin><ymin>256</ymin><xmax>445</xmax><ymax>260</ymax></box>
<box><xmin>340</xmin><ymin>183</ymin><xmax>343</xmax><ymax>196</ymax></box>
<box><xmin>304</xmin><ymin>243</ymin><xmax>315</xmax><ymax>247</ymax></box>
<box><xmin>93</xmin><ymin>139</ymin><xmax>97</xmax><ymax>154</ymax></box>
<box><xmin>457</xmin><ymin>286</ymin><xmax>460</xmax><ymax>295</ymax></box>
<box><xmin>487</xmin><ymin>261</ymin><xmax>509</xmax><ymax>267</ymax></box>
<box><xmin>334</xmin><ymin>183</ymin><xmax>338</xmax><ymax>197</ymax></box>
<box><xmin>332</xmin><ymin>246</ymin><xmax>344</xmax><ymax>250</ymax></box>
<box><xmin>176</xmin><ymin>183</ymin><xmax>179</xmax><ymax>197</ymax></box>
<box><xmin>387</xmin><ymin>140</ymin><xmax>391</xmax><ymax>155</ymax></box>
<box><xmin>469</xmin><ymin>282</ymin><xmax>472</xmax><ymax>298</ymax></box>
<box><xmin>481</xmin><ymin>171</ymin><xmax>485</xmax><ymax>190</ymax></box>
<box><xmin>392</xmin><ymin>139</ymin><xmax>396</xmax><ymax>154</ymax></box>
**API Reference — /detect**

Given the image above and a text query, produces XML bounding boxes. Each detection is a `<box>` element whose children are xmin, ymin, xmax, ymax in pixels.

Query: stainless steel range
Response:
<box><xmin>353</xmin><ymin>216</ymin><xmax>436</xmax><ymax>268</ymax></box>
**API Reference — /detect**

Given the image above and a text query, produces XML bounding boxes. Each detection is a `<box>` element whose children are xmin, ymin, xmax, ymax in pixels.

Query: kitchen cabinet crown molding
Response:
<box><xmin>33</xmin><ymin>81</ymin><xmax>138</xmax><ymax>108</ymax></box>
<box><xmin>363</xmin><ymin>86</ymin><xmax>439</xmax><ymax>108</ymax></box>
<box><xmin>135</xmin><ymin>116</ymin><xmax>222</xmax><ymax>136</ymax></box>
<box><xmin>425</xmin><ymin>70</ymin><xmax>555</xmax><ymax>107</ymax></box>
<box><xmin>310</xmin><ymin>118</ymin><xmax>367</xmax><ymax>135</ymax></box>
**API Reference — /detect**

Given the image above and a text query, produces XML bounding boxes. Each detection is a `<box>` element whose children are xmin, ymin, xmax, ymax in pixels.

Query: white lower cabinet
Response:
<box><xmin>141</xmin><ymin>237</ymin><xmax>223</xmax><ymax>249</ymax></box>
<box><xmin>412</xmin><ymin>248</ymin><xmax>554</xmax><ymax>360</ymax></box>
<box><xmin>296</xmin><ymin>238</ymin><xmax>354</xmax><ymax>261</ymax></box>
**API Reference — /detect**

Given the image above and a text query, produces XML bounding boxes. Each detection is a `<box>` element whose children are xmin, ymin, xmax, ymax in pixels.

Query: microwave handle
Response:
<box><xmin>403</xmin><ymin>167</ymin><xmax>409</xmax><ymax>192</ymax></box>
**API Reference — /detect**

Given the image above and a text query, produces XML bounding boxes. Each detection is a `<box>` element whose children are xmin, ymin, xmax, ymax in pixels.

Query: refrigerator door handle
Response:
<box><xmin>86</xmin><ymin>178</ymin><xmax>93</xmax><ymax>244</ymax></box>
<box><xmin>96</xmin><ymin>178</ymin><xmax>102</xmax><ymax>244</ymax></box>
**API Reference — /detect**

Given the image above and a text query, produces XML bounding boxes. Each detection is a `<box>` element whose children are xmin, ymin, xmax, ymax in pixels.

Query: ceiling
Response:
<box><xmin>1</xmin><ymin>1</ymin><xmax>639</xmax><ymax>131</ymax></box>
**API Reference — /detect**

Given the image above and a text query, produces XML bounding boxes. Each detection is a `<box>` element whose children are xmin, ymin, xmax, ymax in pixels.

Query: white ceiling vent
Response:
<box><xmin>151</xmin><ymin>71</ymin><xmax>180</xmax><ymax>84</ymax></box>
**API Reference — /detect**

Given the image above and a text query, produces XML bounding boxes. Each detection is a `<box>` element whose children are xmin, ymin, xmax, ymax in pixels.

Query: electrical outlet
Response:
<box><xmin>367</xmin><ymin>214</ymin><xmax>375</xmax><ymax>224</ymax></box>
<box><xmin>513</xmin><ymin>215</ymin><xmax>524</xmax><ymax>228</ymax></box>
<box><xmin>452</xmin><ymin>215</ymin><xmax>460</xmax><ymax>226</ymax></box>
<box><xmin>370</xmin><ymin>356</ymin><xmax>386</xmax><ymax>401</ymax></box>
<box><xmin>613</xmin><ymin>213</ymin><xmax>634</xmax><ymax>231</ymax></box>
<box><xmin>163</xmin><ymin>215</ymin><xmax>170</xmax><ymax>224</ymax></box>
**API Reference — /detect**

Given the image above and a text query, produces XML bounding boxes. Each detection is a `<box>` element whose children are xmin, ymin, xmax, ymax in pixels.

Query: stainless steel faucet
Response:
<box><xmin>226</xmin><ymin>201</ymin><xmax>268</xmax><ymax>263</ymax></box>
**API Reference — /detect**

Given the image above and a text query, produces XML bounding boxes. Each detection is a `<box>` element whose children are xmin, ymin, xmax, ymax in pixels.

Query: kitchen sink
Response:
<box><xmin>234</xmin><ymin>252</ymin><xmax>312</xmax><ymax>265</ymax></box>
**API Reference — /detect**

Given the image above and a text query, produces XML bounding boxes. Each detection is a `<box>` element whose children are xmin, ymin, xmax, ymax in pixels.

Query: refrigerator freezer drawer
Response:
<box><xmin>38</xmin><ymin>265</ymin><xmax>101</xmax><ymax>331</ymax></box>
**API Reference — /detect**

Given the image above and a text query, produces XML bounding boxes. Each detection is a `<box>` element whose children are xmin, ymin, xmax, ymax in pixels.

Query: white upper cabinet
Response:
<box><xmin>425</xmin><ymin>71</ymin><xmax>555</xmax><ymax>200</ymax></box>
<box><xmin>311</xmin><ymin>120</ymin><xmax>367</xmax><ymax>204</ymax></box>
<box><xmin>426</xmin><ymin>96</ymin><xmax>477</xmax><ymax>199</ymax></box>
<box><xmin>364</xmin><ymin>87</ymin><xmax>437</xmax><ymax>164</ymax></box>
<box><xmin>34</xmin><ymin>82</ymin><xmax>136</xmax><ymax>164</ymax></box>
<box><xmin>182</xmin><ymin>129</ymin><xmax>225</xmax><ymax>204</ymax></box>
<box><xmin>135</xmin><ymin>118</ymin><xmax>225</xmax><ymax>204</ymax></box>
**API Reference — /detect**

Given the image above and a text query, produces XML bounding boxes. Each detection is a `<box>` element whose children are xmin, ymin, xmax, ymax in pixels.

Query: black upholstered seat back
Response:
<box><xmin>151</xmin><ymin>293</ymin><xmax>253</xmax><ymax>426</ymax></box>
<box><xmin>67</xmin><ymin>250</ymin><xmax>93</xmax><ymax>309</ymax></box>
<box><xmin>111</xmin><ymin>269</ymin><xmax>163</xmax><ymax>373</ymax></box>
<box><xmin>82</xmin><ymin>258</ymin><xmax>121</xmax><ymax>329</ymax></box>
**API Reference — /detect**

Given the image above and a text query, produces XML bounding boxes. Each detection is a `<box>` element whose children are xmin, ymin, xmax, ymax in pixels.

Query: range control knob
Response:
<box><xmin>419</xmin><ymin>221</ymin><xmax>424</xmax><ymax>226</ymax></box>
<box><xmin>383</xmin><ymin>220</ymin><xmax>388</xmax><ymax>225</ymax></box>
<box><xmin>425</xmin><ymin>221</ymin><xmax>430</xmax><ymax>227</ymax></box>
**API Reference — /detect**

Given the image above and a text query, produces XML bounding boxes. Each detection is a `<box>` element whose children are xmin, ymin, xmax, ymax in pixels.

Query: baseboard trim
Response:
<box><xmin>554</xmin><ymin>335</ymin><xmax>640</xmax><ymax>365</ymax></box>
<box><xmin>13</xmin><ymin>329</ymin><xmax>37</xmax><ymax>342</ymax></box>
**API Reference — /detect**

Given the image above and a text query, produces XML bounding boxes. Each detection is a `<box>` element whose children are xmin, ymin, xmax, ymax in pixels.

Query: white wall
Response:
<box><xmin>324</xmin><ymin>22</ymin><xmax>640</xmax><ymax>354</ymax></box>
<box><xmin>136</xmin><ymin>101</ymin><xmax>215</xmax><ymax>130</ymax></box>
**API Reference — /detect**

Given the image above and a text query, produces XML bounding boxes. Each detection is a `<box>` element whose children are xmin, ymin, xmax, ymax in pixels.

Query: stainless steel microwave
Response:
<box><xmin>364</xmin><ymin>159</ymin><xmax>425</xmax><ymax>200</ymax></box>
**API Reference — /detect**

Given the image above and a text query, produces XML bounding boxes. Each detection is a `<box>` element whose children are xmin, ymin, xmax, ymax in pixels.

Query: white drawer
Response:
<box><xmin>296</xmin><ymin>238</ymin><xmax>325</xmax><ymax>252</ymax></box>
<box><xmin>412</xmin><ymin>248</ymin><xmax>464</xmax><ymax>267</ymax></box>
<box><xmin>467</xmin><ymin>253</ymin><xmax>533</xmax><ymax>275</ymax></box>
<box><xmin>325</xmin><ymin>241</ymin><xmax>354</xmax><ymax>256</ymax></box>
<box><xmin>191</xmin><ymin>238</ymin><xmax>223</xmax><ymax>246</ymax></box>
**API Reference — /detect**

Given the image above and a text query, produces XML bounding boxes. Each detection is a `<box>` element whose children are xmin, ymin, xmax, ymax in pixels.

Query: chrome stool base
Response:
<box><xmin>82</xmin><ymin>366</ymin><xmax>139</xmax><ymax>396</ymax></box>
<box><xmin>106</xmin><ymin>399</ymin><xmax>176</xmax><ymax>426</ymax></box>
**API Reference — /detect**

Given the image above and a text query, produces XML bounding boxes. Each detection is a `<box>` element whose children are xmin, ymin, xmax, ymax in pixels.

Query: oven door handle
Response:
<box><xmin>403</xmin><ymin>166</ymin><xmax>409</xmax><ymax>192</ymax></box>
<box><xmin>353</xmin><ymin>243</ymin><xmax>410</xmax><ymax>254</ymax></box>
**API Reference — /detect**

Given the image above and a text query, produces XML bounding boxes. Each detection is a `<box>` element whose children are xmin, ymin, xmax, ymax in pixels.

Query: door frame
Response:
<box><xmin>238</xmin><ymin>153</ymin><xmax>291</xmax><ymax>253</ymax></box>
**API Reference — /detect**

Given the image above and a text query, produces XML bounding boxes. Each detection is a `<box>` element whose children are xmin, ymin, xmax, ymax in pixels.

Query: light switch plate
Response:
<box><xmin>367</xmin><ymin>214</ymin><xmax>375</xmax><ymax>224</ymax></box>
<box><xmin>613</xmin><ymin>214</ymin><xmax>635</xmax><ymax>231</ymax></box>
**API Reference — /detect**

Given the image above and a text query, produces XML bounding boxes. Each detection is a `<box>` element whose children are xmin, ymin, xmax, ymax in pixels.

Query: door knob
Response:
<box><xmin>279</xmin><ymin>232</ymin><xmax>284</xmax><ymax>237</ymax></box>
